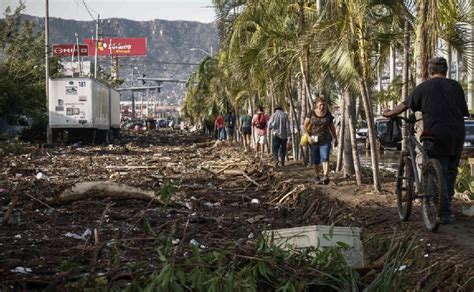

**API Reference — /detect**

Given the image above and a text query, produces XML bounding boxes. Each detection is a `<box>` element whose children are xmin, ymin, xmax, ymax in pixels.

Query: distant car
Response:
<box><xmin>375</xmin><ymin>117</ymin><xmax>401</xmax><ymax>151</ymax></box>
<box><xmin>122</xmin><ymin>120</ymin><xmax>146</xmax><ymax>132</ymax></box>
<box><xmin>464</xmin><ymin>119</ymin><xmax>474</xmax><ymax>149</ymax></box>
<box><xmin>356</xmin><ymin>121</ymin><xmax>368</xmax><ymax>141</ymax></box>
<box><xmin>158</xmin><ymin>119</ymin><xmax>168</xmax><ymax>128</ymax></box>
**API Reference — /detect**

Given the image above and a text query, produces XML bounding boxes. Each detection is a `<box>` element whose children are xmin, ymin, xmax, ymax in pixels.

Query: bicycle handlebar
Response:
<box><xmin>392</xmin><ymin>113</ymin><xmax>419</xmax><ymax>124</ymax></box>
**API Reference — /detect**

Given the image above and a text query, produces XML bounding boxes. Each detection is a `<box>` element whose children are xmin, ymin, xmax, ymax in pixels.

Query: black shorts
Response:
<box><xmin>241</xmin><ymin>127</ymin><xmax>251</xmax><ymax>135</ymax></box>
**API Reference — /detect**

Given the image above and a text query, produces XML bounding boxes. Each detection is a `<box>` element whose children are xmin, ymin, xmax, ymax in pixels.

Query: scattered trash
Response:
<box><xmin>251</xmin><ymin>198</ymin><xmax>260</xmax><ymax>204</ymax></box>
<box><xmin>14</xmin><ymin>234</ymin><xmax>21</xmax><ymax>239</ymax></box>
<box><xmin>424</xmin><ymin>254</ymin><xmax>429</xmax><ymax>258</ymax></box>
<box><xmin>15</xmin><ymin>173</ymin><xmax>22</xmax><ymax>178</ymax></box>
<box><xmin>36</xmin><ymin>172</ymin><xmax>48</xmax><ymax>180</ymax></box>
<box><xmin>247</xmin><ymin>233</ymin><xmax>254</xmax><ymax>239</ymax></box>
<box><xmin>65</xmin><ymin>228</ymin><xmax>92</xmax><ymax>241</ymax></box>
<box><xmin>10</xmin><ymin>267</ymin><xmax>32</xmax><ymax>274</ymax></box>
<box><xmin>204</xmin><ymin>202</ymin><xmax>221</xmax><ymax>208</ymax></box>
<box><xmin>190</xmin><ymin>239</ymin><xmax>199</xmax><ymax>246</ymax></box>
<box><xmin>172</xmin><ymin>239</ymin><xmax>180</xmax><ymax>245</ymax></box>
<box><xmin>397</xmin><ymin>265</ymin><xmax>407</xmax><ymax>272</ymax></box>
<box><xmin>185</xmin><ymin>202</ymin><xmax>193</xmax><ymax>210</ymax></box>
<box><xmin>247</xmin><ymin>215</ymin><xmax>265</xmax><ymax>224</ymax></box>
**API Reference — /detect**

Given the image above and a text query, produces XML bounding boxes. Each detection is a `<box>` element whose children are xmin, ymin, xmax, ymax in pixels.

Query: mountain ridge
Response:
<box><xmin>21</xmin><ymin>14</ymin><xmax>219</xmax><ymax>105</ymax></box>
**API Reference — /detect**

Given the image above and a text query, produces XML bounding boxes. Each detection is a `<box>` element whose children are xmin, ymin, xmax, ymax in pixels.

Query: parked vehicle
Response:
<box><xmin>49</xmin><ymin>77</ymin><xmax>120</xmax><ymax>143</ymax></box>
<box><xmin>464</xmin><ymin>119</ymin><xmax>474</xmax><ymax>149</ymax></box>
<box><xmin>356</xmin><ymin>120</ymin><xmax>368</xmax><ymax>141</ymax></box>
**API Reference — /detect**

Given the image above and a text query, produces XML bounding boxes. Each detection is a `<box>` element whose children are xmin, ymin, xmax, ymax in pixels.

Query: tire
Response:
<box><xmin>396</xmin><ymin>153</ymin><xmax>414</xmax><ymax>221</ymax></box>
<box><xmin>421</xmin><ymin>159</ymin><xmax>443</xmax><ymax>232</ymax></box>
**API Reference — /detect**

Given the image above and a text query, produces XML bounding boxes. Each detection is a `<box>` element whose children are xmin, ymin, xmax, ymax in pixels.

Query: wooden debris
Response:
<box><xmin>49</xmin><ymin>181</ymin><xmax>163</xmax><ymax>205</ymax></box>
<box><xmin>2</xmin><ymin>196</ymin><xmax>19</xmax><ymax>225</ymax></box>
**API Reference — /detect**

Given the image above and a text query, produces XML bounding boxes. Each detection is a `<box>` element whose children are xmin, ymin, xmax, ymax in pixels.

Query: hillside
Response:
<box><xmin>23</xmin><ymin>15</ymin><xmax>219</xmax><ymax>105</ymax></box>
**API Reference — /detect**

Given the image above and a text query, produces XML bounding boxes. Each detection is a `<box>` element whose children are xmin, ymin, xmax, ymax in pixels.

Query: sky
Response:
<box><xmin>1</xmin><ymin>0</ymin><xmax>217</xmax><ymax>23</ymax></box>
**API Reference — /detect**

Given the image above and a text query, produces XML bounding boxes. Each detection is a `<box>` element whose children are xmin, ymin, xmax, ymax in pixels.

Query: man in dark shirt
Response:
<box><xmin>384</xmin><ymin>57</ymin><xmax>469</xmax><ymax>224</ymax></box>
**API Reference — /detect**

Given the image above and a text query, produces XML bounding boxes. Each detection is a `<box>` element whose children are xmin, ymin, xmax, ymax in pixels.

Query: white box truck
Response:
<box><xmin>49</xmin><ymin>77</ymin><xmax>120</xmax><ymax>143</ymax></box>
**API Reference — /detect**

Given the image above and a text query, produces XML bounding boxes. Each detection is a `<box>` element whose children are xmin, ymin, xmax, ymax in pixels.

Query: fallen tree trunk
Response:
<box><xmin>48</xmin><ymin>181</ymin><xmax>164</xmax><ymax>205</ymax></box>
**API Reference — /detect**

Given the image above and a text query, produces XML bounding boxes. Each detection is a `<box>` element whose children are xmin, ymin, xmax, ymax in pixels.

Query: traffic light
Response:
<box><xmin>142</xmin><ymin>74</ymin><xmax>146</xmax><ymax>85</ymax></box>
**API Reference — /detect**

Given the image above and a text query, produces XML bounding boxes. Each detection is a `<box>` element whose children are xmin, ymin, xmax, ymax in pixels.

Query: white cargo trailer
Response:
<box><xmin>49</xmin><ymin>77</ymin><xmax>120</xmax><ymax>143</ymax></box>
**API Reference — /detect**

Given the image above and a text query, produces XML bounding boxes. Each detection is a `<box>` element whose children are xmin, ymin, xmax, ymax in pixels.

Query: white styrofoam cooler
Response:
<box><xmin>462</xmin><ymin>205</ymin><xmax>474</xmax><ymax>217</ymax></box>
<box><xmin>263</xmin><ymin>225</ymin><xmax>364</xmax><ymax>268</ymax></box>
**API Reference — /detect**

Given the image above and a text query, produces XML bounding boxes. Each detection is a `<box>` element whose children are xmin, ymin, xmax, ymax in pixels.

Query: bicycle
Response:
<box><xmin>394</xmin><ymin>114</ymin><xmax>445</xmax><ymax>232</ymax></box>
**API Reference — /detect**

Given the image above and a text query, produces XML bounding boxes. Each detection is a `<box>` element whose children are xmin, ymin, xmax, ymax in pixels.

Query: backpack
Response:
<box><xmin>226</xmin><ymin>115</ymin><xmax>234</xmax><ymax>128</ymax></box>
<box><xmin>380</xmin><ymin>117</ymin><xmax>402</xmax><ymax>145</ymax></box>
<box><xmin>254</xmin><ymin>113</ymin><xmax>266</xmax><ymax>129</ymax></box>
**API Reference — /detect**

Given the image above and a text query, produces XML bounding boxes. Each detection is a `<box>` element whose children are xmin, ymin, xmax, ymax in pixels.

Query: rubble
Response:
<box><xmin>0</xmin><ymin>130</ymin><xmax>473</xmax><ymax>290</ymax></box>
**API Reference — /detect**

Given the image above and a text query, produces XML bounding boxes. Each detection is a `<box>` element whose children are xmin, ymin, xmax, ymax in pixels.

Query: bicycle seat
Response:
<box><xmin>420</xmin><ymin>129</ymin><xmax>434</xmax><ymax>142</ymax></box>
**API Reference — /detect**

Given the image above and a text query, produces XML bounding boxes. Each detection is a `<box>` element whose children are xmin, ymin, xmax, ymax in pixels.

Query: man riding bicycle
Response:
<box><xmin>383</xmin><ymin>57</ymin><xmax>469</xmax><ymax>225</ymax></box>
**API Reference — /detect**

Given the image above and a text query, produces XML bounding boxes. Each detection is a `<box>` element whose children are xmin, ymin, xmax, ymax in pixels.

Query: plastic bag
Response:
<box><xmin>300</xmin><ymin>134</ymin><xmax>310</xmax><ymax>146</ymax></box>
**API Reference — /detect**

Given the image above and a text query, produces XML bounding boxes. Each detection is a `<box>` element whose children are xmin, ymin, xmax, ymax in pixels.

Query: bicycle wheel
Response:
<box><xmin>396</xmin><ymin>154</ymin><xmax>414</xmax><ymax>221</ymax></box>
<box><xmin>421</xmin><ymin>158</ymin><xmax>443</xmax><ymax>232</ymax></box>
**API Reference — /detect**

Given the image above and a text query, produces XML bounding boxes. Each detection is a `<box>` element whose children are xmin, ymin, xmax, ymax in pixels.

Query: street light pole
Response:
<box><xmin>45</xmin><ymin>0</ymin><xmax>52</xmax><ymax>144</ymax></box>
<box><xmin>94</xmin><ymin>15</ymin><xmax>99</xmax><ymax>79</ymax></box>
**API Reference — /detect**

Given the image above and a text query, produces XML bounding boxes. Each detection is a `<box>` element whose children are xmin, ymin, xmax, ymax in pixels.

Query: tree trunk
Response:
<box><xmin>345</xmin><ymin>91</ymin><xmax>362</xmax><ymax>185</ymax></box>
<box><xmin>401</xmin><ymin>20</ymin><xmax>410</xmax><ymax>152</ymax></box>
<box><xmin>415</xmin><ymin>0</ymin><xmax>430</xmax><ymax>85</ymax></box>
<box><xmin>389</xmin><ymin>46</ymin><xmax>396</xmax><ymax>108</ymax></box>
<box><xmin>336</xmin><ymin>95</ymin><xmax>346</xmax><ymax>172</ymax></box>
<box><xmin>360</xmin><ymin>80</ymin><xmax>381</xmax><ymax>192</ymax></box>
<box><xmin>288</xmin><ymin>86</ymin><xmax>301</xmax><ymax>162</ymax></box>
<box><xmin>343</xmin><ymin>94</ymin><xmax>354</xmax><ymax>176</ymax></box>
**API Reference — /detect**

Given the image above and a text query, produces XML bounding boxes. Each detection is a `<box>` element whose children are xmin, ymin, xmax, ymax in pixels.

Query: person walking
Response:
<box><xmin>304</xmin><ymin>97</ymin><xmax>338</xmax><ymax>184</ymax></box>
<box><xmin>268</xmin><ymin>105</ymin><xmax>290</xmax><ymax>166</ymax></box>
<box><xmin>225</xmin><ymin>112</ymin><xmax>235</xmax><ymax>145</ymax></box>
<box><xmin>239</xmin><ymin>112</ymin><xmax>252</xmax><ymax>152</ymax></box>
<box><xmin>252</xmin><ymin>106</ymin><xmax>268</xmax><ymax>159</ymax></box>
<box><xmin>383</xmin><ymin>57</ymin><xmax>469</xmax><ymax>224</ymax></box>
<box><xmin>215</xmin><ymin>113</ymin><xmax>225</xmax><ymax>141</ymax></box>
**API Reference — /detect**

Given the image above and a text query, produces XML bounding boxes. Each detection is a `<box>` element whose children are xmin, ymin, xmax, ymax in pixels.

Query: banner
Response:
<box><xmin>83</xmin><ymin>37</ymin><xmax>147</xmax><ymax>56</ymax></box>
<box><xmin>52</xmin><ymin>44</ymin><xmax>89</xmax><ymax>57</ymax></box>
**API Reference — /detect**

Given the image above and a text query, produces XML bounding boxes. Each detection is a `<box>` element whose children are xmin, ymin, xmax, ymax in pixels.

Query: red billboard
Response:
<box><xmin>52</xmin><ymin>44</ymin><xmax>89</xmax><ymax>57</ymax></box>
<box><xmin>83</xmin><ymin>37</ymin><xmax>147</xmax><ymax>56</ymax></box>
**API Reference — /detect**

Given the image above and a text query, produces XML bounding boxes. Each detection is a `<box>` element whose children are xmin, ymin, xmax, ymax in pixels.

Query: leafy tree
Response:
<box><xmin>0</xmin><ymin>4</ymin><xmax>59</xmax><ymax>125</ymax></box>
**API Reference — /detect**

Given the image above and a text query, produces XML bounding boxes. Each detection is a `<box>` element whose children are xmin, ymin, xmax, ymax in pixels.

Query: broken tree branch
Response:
<box><xmin>48</xmin><ymin>181</ymin><xmax>163</xmax><ymax>205</ymax></box>
<box><xmin>242</xmin><ymin>173</ymin><xmax>261</xmax><ymax>187</ymax></box>
<box><xmin>2</xmin><ymin>196</ymin><xmax>19</xmax><ymax>225</ymax></box>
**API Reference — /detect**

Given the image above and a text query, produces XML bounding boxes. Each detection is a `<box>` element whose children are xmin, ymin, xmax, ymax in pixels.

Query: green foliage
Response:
<box><xmin>455</xmin><ymin>163</ymin><xmax>474</xmax><ymax>199</ymax></box>
<box><xmin>0</xmin><ymin>136</ymin><xmax>29</xmax><ymax>156</ymax></box>
<box><xmin>159</xmin><ymin>181</ymin><xmax>176</xmax><ymax>206</ymax></box>
<box><xmin>0</xmin><ymin>5</ymin><xmax>60</xmax><ymax>123</ymax></box>
<box><xmin>19</xmin><ymin>111</ymin><xmax>48</xmax><ymax>142</ymax></box>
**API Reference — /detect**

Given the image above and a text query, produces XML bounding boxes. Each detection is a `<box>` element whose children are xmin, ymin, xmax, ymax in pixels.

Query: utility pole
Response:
<box><xmin>94</xmin><ymin>15</ymin><xmax>99</xmax><ymax>78</ymax></box>
<box><xmin>45</xmin><ymin>0</ymin><xmax>52</xmax><ymax>144</ymax></box>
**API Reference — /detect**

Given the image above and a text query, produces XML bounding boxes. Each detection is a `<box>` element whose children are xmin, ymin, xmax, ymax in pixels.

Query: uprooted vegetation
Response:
<box><xmin>1</xmin><ymin>130</ymin><xmax>474</xmax><ymax>290</ymax></box>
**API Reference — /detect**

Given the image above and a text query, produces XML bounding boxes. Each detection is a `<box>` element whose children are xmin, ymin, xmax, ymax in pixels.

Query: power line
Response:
<box><xmin>79</xmin><ymin>0</ymin><xmax>98</xmax><ymax>22</ymax></box>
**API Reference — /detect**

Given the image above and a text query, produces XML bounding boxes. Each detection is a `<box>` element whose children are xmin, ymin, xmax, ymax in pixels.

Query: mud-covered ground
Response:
<box><xmin>1</xmin><ymin>130</ymin><xmax>474</xmax><ymax>290</ymax></box>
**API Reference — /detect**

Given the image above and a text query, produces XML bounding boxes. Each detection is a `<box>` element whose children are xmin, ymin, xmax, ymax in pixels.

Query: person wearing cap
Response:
<box><xmin>383</xmin><ymin>56</ymin><xmax>469</xmax><ymax>224</ymax></box>
<box><xmin>268</xmin><ymin>104</ymin><xmax>291</xmax><ymax>166</ymax></box>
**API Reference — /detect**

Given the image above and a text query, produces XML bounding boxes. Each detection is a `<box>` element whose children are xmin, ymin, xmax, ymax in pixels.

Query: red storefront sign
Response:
<box><xmin>83</xmin><ymin>38</ymin><xmax>147</xmax><ymax>56</ymax></box>
<box><xmin>52</xmin><ymin>44</ymin><xmax>89</xmax><ymax>56</ymax></box>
